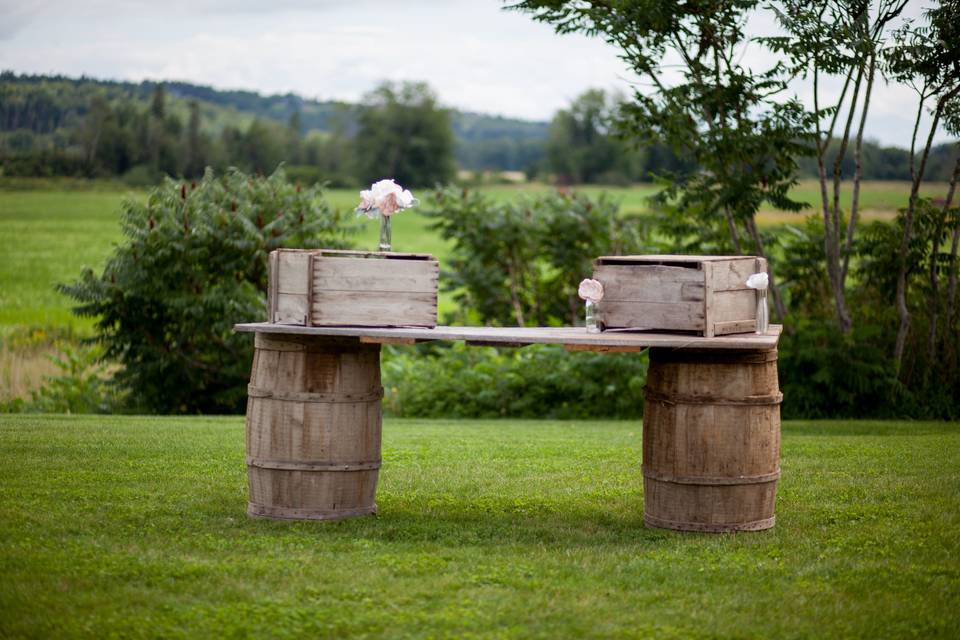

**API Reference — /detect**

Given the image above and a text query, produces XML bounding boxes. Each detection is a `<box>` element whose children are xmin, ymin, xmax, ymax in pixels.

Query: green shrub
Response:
<box><xmin>425</xmin><ymin>186</ymin><xmax>652</xmax><ymax>326</ymax></box>
<box><xmin>60</xmin><ymin>167</ymin><xmax>354</xmax><ymax>414</ymax></box>
<box><xmin>383</xmin><ymin>343</ymin><xmax>647</xmax><ymax>419</ymax></box>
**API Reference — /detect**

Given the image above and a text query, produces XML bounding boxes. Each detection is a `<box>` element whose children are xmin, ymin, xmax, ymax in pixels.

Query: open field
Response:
<box><xmin>0</xmin><ymin>178</ymin><xmax>945</xmax><ymax>402</ymax></box>
<box><xmin>1</xmin><ymin>179</ymin><xmax>947</xmax><ymax>334</ymax></box>
<box><xmin>0</xmin><ymin>178</ymin><xmax>948</xmax><ymax>401</ymax></box>
<box><xmin>0</xmin><ymin>416</ymin><xmax>958</xmax><ymax>638</ymax></box>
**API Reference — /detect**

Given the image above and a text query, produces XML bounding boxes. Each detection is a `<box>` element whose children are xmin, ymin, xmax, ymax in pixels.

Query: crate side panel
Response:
<box><xmin>312</xmin><ymin>291</ymin><xmax>437</xmax><ymax>327</ymax></box>
<box><xmin>276</xmin><ymin>251</ymin><xmax>312</xmax><ymax>294</ymax></box>
<box><xmin>712</xmin><ymin>289</ymin><xmax>756</xmax><ymax>324</ymax></box>
<box><xmin>594</xmin><ymin>265</ymin><xmax>705</xmax><ymax>303</ymax></box>
<box><xmin>312</xmin><ymin>257</ymin><xmax>438</xmax><ymax>294</ymax></box>
<box><xmin>600</xmin><ymin>300</ymin><xmax>706</xmax><ymax>331</ymax></box>
<box><xmin>710</xmin><ymin>258</ymin><xmax>758</xmax><ymax>291</ymax></box>
<box><xmin>275</xmin><ymin>293</ymin><xmax>310</xmax><ymax>325</ymax></box>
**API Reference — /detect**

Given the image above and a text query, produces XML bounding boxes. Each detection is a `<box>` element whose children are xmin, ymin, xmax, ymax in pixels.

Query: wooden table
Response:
<box><xmin>234</xmin><ymin>323</ymin><xmax>783</xmax><ymax>532</ymax></box>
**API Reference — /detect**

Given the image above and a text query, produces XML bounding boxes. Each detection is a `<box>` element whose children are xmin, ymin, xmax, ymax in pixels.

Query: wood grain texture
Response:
<box><xmin>313</xmin><ymin>256</ymin><xmax>438</xmax><ymax>293</ymax></box>
<box><xmin>642</xmin><ymin>347</ymin><xmax>781</xmax><ymax>532</ymax></box>
<box><xmin>593</xmin><ymin>264</ymin><xmax>704</xmax><ymax>303</ymax></box>
<box><xmin>593</xmin><ymin>255</ymin><xmax>760</xmax><ymax>336</ymax></box>
<box><xmin>246</xmin><ymin>334</ymin><xmax>382</xmax><ymax>521</ymax></box>
<box><xmin>267</xmin><ymin>249</ymin><xmax>438</xmax><ymax>328</ymax></box>
<box><xmin>709</xmin><ymin>257</ymin><xmax>758</xmax><ymax>291</ymax></box>
<box><xmin>312</xmin><ymin>290</ymin><xmax>437</xmax><ymax>327</ymax></box>
<box><xmin>598</xmin><ymin>300</ymin><xmax>706</xmax><ymax>332</ymax></box>
<box><xmin>235</xmin><ymin>323</ymin><xmax>783</xmax><ymax>351</ymax></box>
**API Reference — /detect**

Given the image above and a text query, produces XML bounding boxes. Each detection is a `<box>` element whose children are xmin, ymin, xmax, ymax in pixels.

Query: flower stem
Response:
<box><xmin>379</xmin><ymin>215</ymin><xmax>392</xmax><ymax>253</ymax></box>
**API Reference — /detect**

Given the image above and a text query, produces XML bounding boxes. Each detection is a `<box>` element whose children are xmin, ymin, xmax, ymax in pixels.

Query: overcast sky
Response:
<box><xmin>0</xmin><ymin>0</ymin><xmax>950</xmax><ymax>149</ymax></box>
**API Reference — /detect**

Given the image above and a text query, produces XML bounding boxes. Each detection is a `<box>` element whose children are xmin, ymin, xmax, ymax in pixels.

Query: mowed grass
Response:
<box><xmin>0</xmin><ymin>188</ymin><xmax>453</xmax><ymax>335</ymax></box>
<box><xmin>0</xmin><ymin>416</ymin><xmax>957</xmax><ymax>638</ymax></box>
<box><xmin>0</xmin><ymin>190</ymin><xmax>134</xmax><ymax>331</ymax></box>
<box><xmin>1</xmin><ymin>180</ymin><xmax>948</xmax><ymax>336</ymax></box>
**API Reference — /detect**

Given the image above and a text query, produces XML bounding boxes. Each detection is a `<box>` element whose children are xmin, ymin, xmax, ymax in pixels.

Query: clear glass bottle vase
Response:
<box><xmin>585</xmin><ymin>299</ymin><xmax>600</xmax><ymax>334</ymax></box>
<box><xmin>379</xmin><ymin>214</ymin><xmax>392</xmax><ymax>253</ymax></box>
<box><xmin>755</xmin><ymin>289</ymin><xmax>769</xmax><ymax>335</ymax></box>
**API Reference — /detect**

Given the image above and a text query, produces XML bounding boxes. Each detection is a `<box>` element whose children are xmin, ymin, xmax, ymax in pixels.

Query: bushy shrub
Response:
<box><xmin>60</xmin><ymin>167</ymin><xmax>353</xmax><ymax>414</ymax></box>
<box><xmin>424</xmin><ymin>187</ymin><xmax>652</xmax><ymax>326</ymax></box>
<box><xmin>774</xmin><ymin>205</ymin><xmax>960</xmax><ymax>420</ymax></box>
<box><xmin>383</xmin><ymin>343</ymin><xmax>647</xmax><ymax>419</ymax></box>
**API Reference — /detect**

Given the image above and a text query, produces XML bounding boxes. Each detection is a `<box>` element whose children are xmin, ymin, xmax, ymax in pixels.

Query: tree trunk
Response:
<box><xmin>931</xmin><ymin>155</ymin><xmax>960</xmax><ymax>357</ymax></box>
<box><xmin>505</xmin><ymin>260</ymin><xmax>526</xmax><ymax>327</ymax></box>
<box><xmin>826</xmin><ymin>63</ymin><xmax>864</xmax><ymax>334</ymax></box>
<box><xmin>946</xmin><ymin>224</ymin><xmax>960</xmax><ymax>331</ymax></box>
<box><xmin>744</xmin><ymin>215</ymin><xmax>787</xmax><ymax>321</ymax></box>
<box><xmin>895</xmin><ymin>97</ymin><xmax>948</xmax><ymax>370</ymax></box>
<box><xmin>842</xmin><ymin>54</ymin><xmax>876</xmax><ymax>288</ymax></box>
<box><xmin>724</xmin><ymin>206</ymin><xmax>742</xmax><ymax>254</ymax></box>
<box><xmin>815</xmin><ymin>64</ymin><xmax>858</xmax><ymax>335</ymax></box>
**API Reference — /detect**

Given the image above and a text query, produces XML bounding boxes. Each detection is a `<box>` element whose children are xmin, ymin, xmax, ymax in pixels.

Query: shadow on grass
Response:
<box><xmin>234</xmin><ymin>499</ymin><xmax>706</xmax><ymax>548</ymax></box>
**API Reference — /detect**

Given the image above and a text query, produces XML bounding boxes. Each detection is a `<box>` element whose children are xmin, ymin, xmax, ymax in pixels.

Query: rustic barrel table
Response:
<box><xmin>234</xmin><ymin>323</ymin><xmax>783</xmax><ymax>533</ymax></box>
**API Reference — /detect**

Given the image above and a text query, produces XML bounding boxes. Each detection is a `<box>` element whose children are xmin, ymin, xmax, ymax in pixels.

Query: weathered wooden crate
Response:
<box><xmin>268</xmin><ymin>249</ymin><xmax>438</xmax><ymax>328</ymax></box>
<box><xmin>593</xmin><ymin>255</ymin><xmax>765</xmax><ymax>336</ymax></box>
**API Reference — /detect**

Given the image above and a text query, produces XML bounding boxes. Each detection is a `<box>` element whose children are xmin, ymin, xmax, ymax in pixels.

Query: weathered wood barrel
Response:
<box><xmin>245</xmin><ymin>333</ymin><xmax>383</xmax><ymax>520</ymax></box>
<box><xmin>642</xmin><ymin>348</ymin><xmax>782</xmax><ymax>532</ymax></box>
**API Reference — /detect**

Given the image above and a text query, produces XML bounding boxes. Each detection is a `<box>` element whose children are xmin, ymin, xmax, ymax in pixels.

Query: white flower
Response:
<box><xmin>358</xmin><ymin>190</ymin><xmax>375</xmax><ymax>210</ymax></box>
<box><xmin>578</xmin><ymin>278</ymin><xmax>604</xmax><ymax>303</ymax></box>
<box><xmin>355</xmin><ymin>179</ymin><xmax>416</xmax><ymax>218</ymax></box>
<box><xmin>371</xmin><ymin>179</ymin><xmax>402</xmax><ymax>202</ymax></box>
<box><xmin>746</xmin><ymin>272</ymin><xmax>769</xmax><ymax>290</ymax></box>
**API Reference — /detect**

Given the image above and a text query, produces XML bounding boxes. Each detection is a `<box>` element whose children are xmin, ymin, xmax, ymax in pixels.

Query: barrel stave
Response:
<box><xmin>642</xmin><ymin>348</ymin><xmax>782</xmax><ymax>532</ymax></box>
<box><xmin>245</xmin><ymin>333</ymin><xmax>382</xmax><ymax>521</ymax></box>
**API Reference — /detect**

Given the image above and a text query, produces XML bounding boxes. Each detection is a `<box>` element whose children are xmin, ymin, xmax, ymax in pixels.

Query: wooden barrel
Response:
<box><xmin>642</xmin><ymin>348</ymin><xmax>782</xmax><ymax>532</ymax></box>
<box><xmin>245</xmin><ymin>333</ymin><xmax>382</xmax><ymax>521</ymax></box>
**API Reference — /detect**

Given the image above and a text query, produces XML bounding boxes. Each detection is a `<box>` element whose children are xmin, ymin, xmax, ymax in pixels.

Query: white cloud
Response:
<box><xmin>0</xmin><ymin>0</ymin><xmax>952</xmax><ymax>147</ymax></box>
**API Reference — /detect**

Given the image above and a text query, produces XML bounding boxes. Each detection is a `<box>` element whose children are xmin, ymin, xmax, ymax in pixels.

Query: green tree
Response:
<box><xmin>425</xmin><ymin>187</ymin><xmax>649</xmax><ymax>326</ymax></box>
<box><xmin>286</xmin><ymin>110</ymin><xmax>303</xmax><ymax>165</ymax></box>
<box><xmin>510</xmin><ymin>0</ymin><xmax>817</xmax><ymax>321</ymax></box>
<box><xmin>768</xmin><ymin>0</ymin><xmax>909</xmax><ymax>334</ymax></box>
<box><xmin>78</xmin><ymin>95</ymin><xmax>111</xmax><ymax>172</ymax></box>
<box><xmin>883</xmin><ymin>0</ymin><xmax>960</xmax><ymax>369</ymax></box>
<box><xmin>184</xmin><ymin>100</ymin><xmax>205</xmax><ymax>178</ymax></box>
<box><xmin>243</xmin><ymin>118</ymin><xmax>286</xmax><ymax>174</ymax></box>
<box><xmin>147</xmin><ymin>84</ymin><xmax>165</xmax><ymax>171</ymax></box>
<box><xmin>60</xmin><ymin>168</ymin><xmax>354</xmax><ymax>413</ymax></box>
<box><xmin>354</xmin><ymin>81</ymin><xmax>455</xmax><ymax>187</ymax></box>
<box><xmin>547</xmin><ymin>89</ymin><xmax>642</xmax><ymax>184</ymax></box>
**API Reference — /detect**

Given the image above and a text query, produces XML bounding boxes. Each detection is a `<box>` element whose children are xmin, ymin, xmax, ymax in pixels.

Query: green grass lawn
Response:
<box><xmin>0</xmin><ymin>190</ymin><xmax>134</xmax><ymax>331</ymax></box>
<box><xmin>1</xmin><ymin>416</ymin><xmax>957</xmax><ymax>638</ymax></box>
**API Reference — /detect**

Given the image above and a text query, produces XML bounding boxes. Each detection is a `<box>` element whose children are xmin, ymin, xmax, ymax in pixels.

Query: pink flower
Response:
<box><xmin>578</xmin><ymin>278</ymin><xmax>604</xmax><ymax>303</ymax></box>
<box><xmin>355</xmin><ymin>178</ymin><xmax>417</xmax><ymax>218</ymax></box>
<box><xmin>379</xmin><ymin>192</ymin><xmax>400</xmax><ymax>217</ymax></box>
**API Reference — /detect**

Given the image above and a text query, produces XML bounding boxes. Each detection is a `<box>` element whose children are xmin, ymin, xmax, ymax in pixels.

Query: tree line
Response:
<box><xmin>2</xmin><ymin>71</ymin><xmax>957</xmax><ymax>186</ymax></box>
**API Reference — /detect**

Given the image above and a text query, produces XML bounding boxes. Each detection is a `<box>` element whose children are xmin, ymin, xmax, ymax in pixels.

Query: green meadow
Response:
<box><xmin>0</xmin><ymin>415</ymin><xmax>957</xmax><ymax>638</ymax></box>
<box><xmin>0</xmin><ymin>179</ymin><xmax>944</xmax><ymax>335</ymax></box>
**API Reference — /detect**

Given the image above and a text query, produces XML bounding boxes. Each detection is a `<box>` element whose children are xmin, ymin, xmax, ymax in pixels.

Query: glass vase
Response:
<box><xmin>755</xmin><ymin>289</ymin><xmax>769</xmax><ymax>335</ymax></box>
<box><xmin>379</xmin><ymin>214</ymin><xmax>392</xmax><ymax>253</ymax></box>
<box><xmin>585</xmin><ymin>300</ymin><xmax>600</xmax><ymax>334</ymax></box>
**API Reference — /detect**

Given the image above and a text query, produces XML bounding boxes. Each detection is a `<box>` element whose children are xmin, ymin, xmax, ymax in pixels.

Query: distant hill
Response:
<box><xmin>0</xmin><ymin>72</ymin><xmax>547</xmax><ymax>171</ymax></box>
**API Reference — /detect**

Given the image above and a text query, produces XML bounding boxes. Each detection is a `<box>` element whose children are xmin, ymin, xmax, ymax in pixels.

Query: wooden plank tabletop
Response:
<box><xmin>234</xmin><ymin>323</ymin><xmax>782</xmax><ymax>351</ymax></box>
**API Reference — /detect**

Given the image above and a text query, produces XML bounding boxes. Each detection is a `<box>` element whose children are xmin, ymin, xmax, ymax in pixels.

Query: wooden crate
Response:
<box><xmin>593</xmin><ymin>255</ymin><xmax>765</xmax><ymax>337</ymax></box>
<box><xmin>268</xmin><ymin>249</ymin><xmax>438</xmax><ymax>328</ymax></box>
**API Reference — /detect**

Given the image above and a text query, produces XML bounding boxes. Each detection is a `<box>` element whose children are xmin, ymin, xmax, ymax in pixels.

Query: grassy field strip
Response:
<box><xmin>1</xmin><ymin>181</ymin><xmax>946</xmax><ymax>335</ymax></box>
<box><xmin>0</xmin><ymin>416</ymin><xmax>957</xmax><ymax>638</ymax></box>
